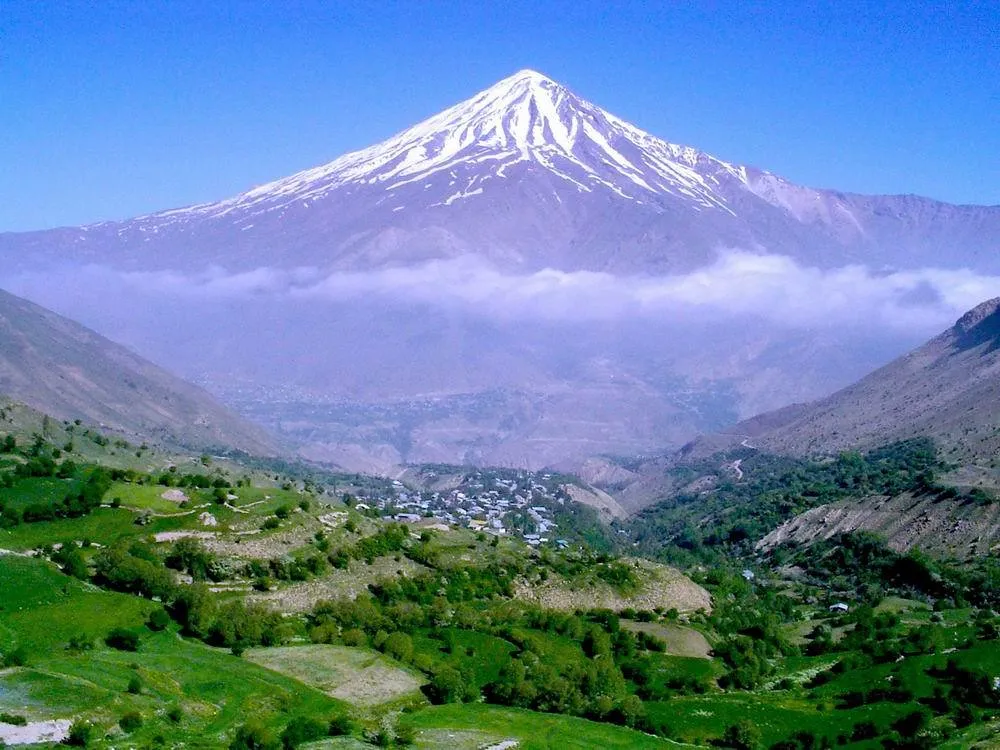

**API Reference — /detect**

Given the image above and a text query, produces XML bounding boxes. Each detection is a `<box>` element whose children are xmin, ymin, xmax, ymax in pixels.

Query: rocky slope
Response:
<box><xmin>0</xmin><ymin>288</ymin><xmax>277</xmax><ymax>454</ymax></box>
<box><xmin>757</xmin><ymin>492</ymin><xmax>1000</xmax><ymax>560</ymax></box>
<box><xmin>714</xmin><ymin>298</ymin><xmax>1000</xmax><ymax>475</ymax></box>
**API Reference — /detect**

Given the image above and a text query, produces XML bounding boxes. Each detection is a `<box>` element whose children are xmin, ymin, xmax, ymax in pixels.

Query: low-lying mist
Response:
<box><xmin>4</xmin><ymin>250</ymin><xmax>995</xmax><ymax>467</ymax></box>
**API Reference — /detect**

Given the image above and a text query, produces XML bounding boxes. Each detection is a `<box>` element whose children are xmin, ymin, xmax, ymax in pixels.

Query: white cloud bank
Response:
<box><xmin>8</xmin><ymin>251</ymin><xmax>1000</xmax><ymax>335</ymax></box>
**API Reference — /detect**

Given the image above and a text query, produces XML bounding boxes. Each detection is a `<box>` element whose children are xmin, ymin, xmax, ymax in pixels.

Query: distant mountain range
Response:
<box><xmin>2</xmin><ymin>70</ymin><xmax>998</xmax><ymax>469</ymax></box>
<box><xmin>0</xmin><ymin>288</ymin><xmax>276</xmax><ymax>455</ymax></box>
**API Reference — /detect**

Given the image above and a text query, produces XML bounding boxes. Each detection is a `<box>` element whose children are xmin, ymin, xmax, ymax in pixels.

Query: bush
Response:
<box><xmin>280</xmin><ymin>716</ymin><xmax>327</xmax><ymax>748</ymax></box>
<box><xmin>381</xmin><ymin>631</ymin><xmax>413</xmax><ymax>662</ymax></box>
<box><xmin>166</xmin><ymin>705</ymin><xmax>183</xmax><ymax>724</ymax></box>
<box><xmin>0</xmin><ymin>713</ymin><xmax>27</xmax><ymax>726</ymax></box>
<box><xmin>65</xmin><ymin>719</ymin><xmax>93</xmax><ymax>746</ymax></box>
<box><xmin>105</xmin><ymin>628</ymin><xmax>140</xmax><ymax>652</ymax></box>
<box><xmin>722</xmin><ymin>720</ymin><xmax>762</xmax><ymax>750</ymax></box>
<box><xmin>119</xmin><ymin>711</ymin><xmax>143</xmax><ymax>733</ymax></box>
<box><xmin>126</xmin><ymin>674</ymin><xmax>143</xmax><ymax>694</ymax></box>
<box><xmin>395</xmin><ymin>725</ymin><xmax>416</xmax><ymax>746</ymax></box>
<box><xmin>341</xmin><ymin>628</ymin><xmax>367</xmax><ymax>647</ymax></box>
<box><xmin>328</xmin><ymin>715</ymin><xmax>354</xmax><ymax>736</ymax></box>
<box><xmin>66</xmin><ymin>634</ymin><xmax>94</xmax><ymax>653</ymax></box>
<box><xmin>230</xmin><ymin>721</ymin><xmax>279</xmax><ymax>750</ymax></box>
<box><xmin>147</xmin><ymin>607</ymin><xmax>171</xmax><ymax>631</ymax></box>
<box><xmin>2</xmin><ymin>646</ymin><xmax>27</xmax><ymax>667</ymax></box>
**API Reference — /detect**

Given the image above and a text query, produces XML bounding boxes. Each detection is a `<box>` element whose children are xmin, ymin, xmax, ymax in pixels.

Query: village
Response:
<box><xmin>351</xmin><ymin>468</ymin><xmax>570</xmax><ymax>547</ymax></box>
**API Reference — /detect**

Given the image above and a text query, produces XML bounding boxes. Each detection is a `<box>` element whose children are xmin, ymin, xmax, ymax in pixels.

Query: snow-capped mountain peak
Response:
<box><xmin>170</xmin><ymin>69</ymin><xmax>750</xmax><ymax>221</ymax></box>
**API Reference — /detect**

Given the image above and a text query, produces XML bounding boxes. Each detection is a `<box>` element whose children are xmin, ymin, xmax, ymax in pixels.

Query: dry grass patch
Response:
<box><xmin>515</xmin><ymin>560</ymin><xmax>711</xmax><ymax>614</ymax></box>
<box><xmin>245</xmin><ymin>645</ymin><xmax>425</xmax><ymax>707</ymax></box>
<box><xmin>620</xmin><ymin>621</ymin><xmax>712</xmax><ymax>658</ymax></box>
<box><xmin>249</xmin><ymin>556</ymin><xmax>430</xmax><ymax>612</ymax></box>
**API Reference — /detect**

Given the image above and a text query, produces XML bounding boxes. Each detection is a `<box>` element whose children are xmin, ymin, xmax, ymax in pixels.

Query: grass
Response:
<box><xmin>511</xmin><ymin>628</ymin><xmax>586</xmax><ymax>664</ymax></box>
<box><xmin>0</xmin><ymin>477</ymin><xmax>79</xmax><ymax>511</ymax></box>
<box><xmin>620</xmin><ymin>620</ymin><xmax>712</xmax><ymax>658</ymax></box>
<box><xmin>0</xmin><ymin>507</ymin><xmax>193</xmax><ymax>550</ymax></box>
<box><xmin>646</xmin><ymin>691</ymin><xmax>908</xmax><ymax>747</ymax></box>
<box><xmin>105</xmin><ymin>482</ymin><xmax>192</xmax><ymax>512</ymax></box>
<box><xmin>640</xmin><ymin>653</ymin><xmax>721</xmax><ymax>692</ymax></box>
<box><xmin>411</xmin><ymin>628</ymin><xmax>517</xmax><ymax>688</ymax></box>
<box><xmin>245</xmin><ymin>644</ymin><xmax>425</xmax><ymax>708</ymax></box>
<box><xmin>0</xmin><ymin>556</ymin><xmax>347</xmax><ymax>748</ymax></box>
<box><xmin>401</xmin><ymin>703</ymin><xmax>688</xmax><ymax>749</ymax></box>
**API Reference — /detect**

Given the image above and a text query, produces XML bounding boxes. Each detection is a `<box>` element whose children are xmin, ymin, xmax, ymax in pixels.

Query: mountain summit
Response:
<box><xmin>197</xmin><ymin>68</ymin><xmax>742</xmax><ymax>219</ymax></box>
<box><xmin>5</xmin><ymin>70</ymin><xmax>997</xmax><ymax>274</ymax></box>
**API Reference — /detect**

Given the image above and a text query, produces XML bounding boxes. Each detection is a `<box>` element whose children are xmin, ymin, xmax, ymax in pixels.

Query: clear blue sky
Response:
<box><xmin>2</xmin><ymin>0</ymin><xmax>997</xmax><ymax>231</ymax></box>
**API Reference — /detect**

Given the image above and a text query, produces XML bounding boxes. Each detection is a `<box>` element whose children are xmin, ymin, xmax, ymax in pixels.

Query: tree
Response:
<box><xmin>892</xmin><ymin>709</ymin><xmax>929</xmax><ymax>739</ymax></box>
<box><xmin>426</xmin><ymin>666</ymin><xmax>466</xmax><ymax>704</ymax></box>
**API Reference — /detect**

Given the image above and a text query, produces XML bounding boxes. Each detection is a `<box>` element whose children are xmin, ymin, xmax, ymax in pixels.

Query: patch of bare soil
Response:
<box><xmin>564</xmin><ymin>485</ymin><xmax>628</xmax><ymax>521</ymax></box>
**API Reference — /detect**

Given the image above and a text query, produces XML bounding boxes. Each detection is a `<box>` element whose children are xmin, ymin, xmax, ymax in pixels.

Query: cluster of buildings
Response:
<box><xmin>354</xmin><ymin>469</ymin><xmax>570</xmax><ymax>546</ymax></box>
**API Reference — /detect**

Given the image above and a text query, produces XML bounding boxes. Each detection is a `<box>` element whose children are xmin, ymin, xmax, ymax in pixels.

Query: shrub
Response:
<box><xmin>341</xmin><ymin>628</ymin><xmax>367</xmax><ymax>647</ymax></box>
<box><xmin>119</xmin><ymin>711</ymin><xmax>143</xmax><ymax>733</ymax></box>
<box><xmin>0</xmin><ymin>713</ymin><xmax>27</xmax><ymax>726</ymax></box>
<box><xmin>105</xmin><ymin>628</ymin><xmax>139</xmax><ymax>652</ymax></box>
<box><xmin>328</xmin><ymin>715</ymin><xmax>354</xmax><ymax>736</ymax></box>
<box><xmin>230</xmin><ymin>720</ymin><xmax>278</xmax><ymax>750</ymax></box>
<box><xmin>280</xmin><ymin>716</ymin><xmax>327</xmax><ymax>749</ymax></box>
<box><xmin>2</xmin><ymin>646</ymin><xmax>27</xmax><ymax>667</ymax></box>
<box><xmin>147</xmin><ymin>607</ymin><xmax>171</xmax><ymax>631</ymax></box>
<box><xmin>126</xmin><ymin>674</ymin><xmax>143</xmax><ymax>694</ymax></box>
<box><xmin>65</xmin><ymin>719</ymin><xmax>93</xmax><ymax>746</ymax></box>
<box><xmin>381</xmin><ymin>631</ymin><xmax>414</xmax><ymax>663</ymax></box>
<box><xmin>395</xmin><ymin>725</ymin><xmax>416</xmax><ymax>746</ymax></box>
<box><xmin>66</xmin><ymin>634</ymin><xmax>94</xmax><ymax>653</ymax></box>
<box><xmin>722</xmin><ymin>720</ymin><xmax>762</xmax><ymax>750</ymax></box>
<box><xmin>166</xmin><ymin>705</ymin><xmax>183</xmax><ymax>723</ymax></box>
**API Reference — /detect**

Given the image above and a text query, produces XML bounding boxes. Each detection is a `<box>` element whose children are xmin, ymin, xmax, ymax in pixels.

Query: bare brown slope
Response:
<box><xmin>743</xmin><ymin>298</ymin><xmax>1000</xmax><ymax>467</ymax></box>
<box><xmin>0</xmin><ymin>288</ymin><xmax>276</xmax><ymax>455</ymax></box>
<box><xmin>757</xmin><ymin>493</ymin><xmax>1000</xmax><ymax>559</ymax></box>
